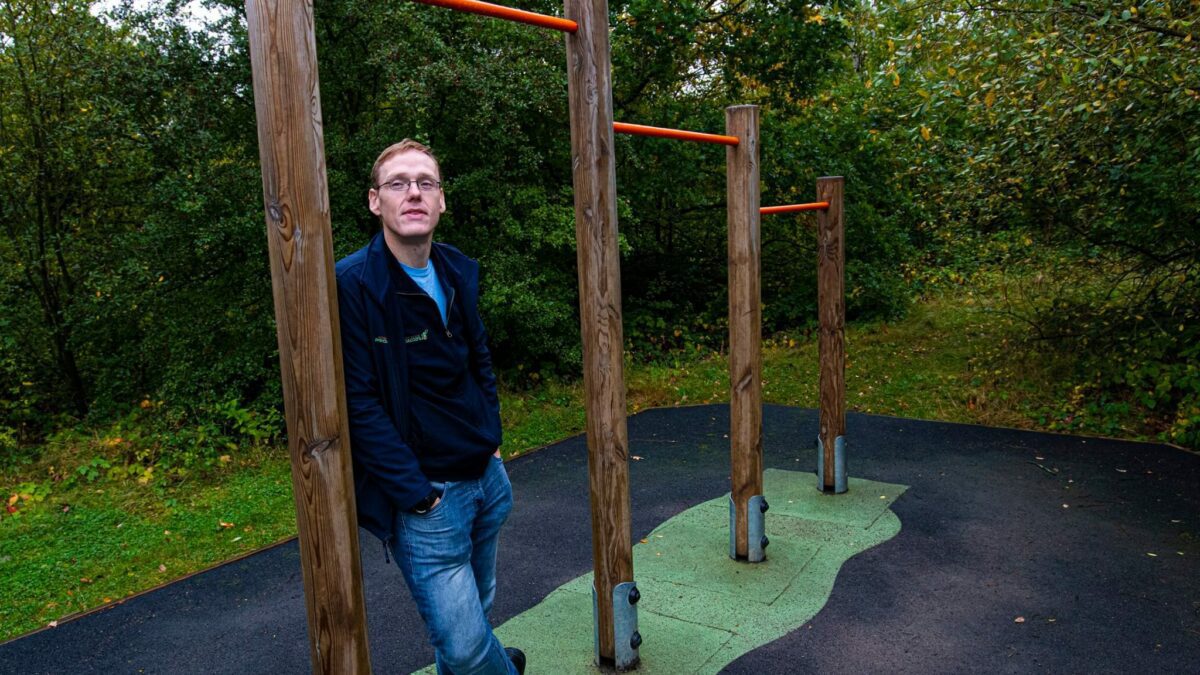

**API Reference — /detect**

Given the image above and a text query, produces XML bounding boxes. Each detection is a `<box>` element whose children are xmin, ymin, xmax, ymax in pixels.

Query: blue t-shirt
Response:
<box><xmin>400</xmin><ymin>260</ymin><xmax>448</xmax><ymax>325</ymax></box>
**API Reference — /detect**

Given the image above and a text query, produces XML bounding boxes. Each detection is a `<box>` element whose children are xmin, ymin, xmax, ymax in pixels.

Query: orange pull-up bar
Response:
<box><xmin>412</xmin><ymin>0</ymin><xmax>578</xmax><ymax>32</ymax></box>
<box><xmin>761</xmin><ymin>201</ymin><xmax>830</xmax><ymax>215</ymax></box>
<box><xmin>614</xmin><ymin>121</ymin><xmax>740</xmax><ymax>146</ymax></box>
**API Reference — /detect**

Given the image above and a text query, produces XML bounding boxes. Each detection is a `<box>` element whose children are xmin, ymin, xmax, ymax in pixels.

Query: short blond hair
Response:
<box><xmin>370</xmin><ymin>139</ymin><xmax>441</xmax><ymax>187</ymax></box>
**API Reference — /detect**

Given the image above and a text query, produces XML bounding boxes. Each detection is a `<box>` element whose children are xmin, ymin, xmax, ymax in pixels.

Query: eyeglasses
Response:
<box><xmin>376</xmin><ymin>178</ymin><xmax>442</xmax><ymax>193</ymax></box>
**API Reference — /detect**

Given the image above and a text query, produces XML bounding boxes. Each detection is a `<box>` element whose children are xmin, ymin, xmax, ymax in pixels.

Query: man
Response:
<box><xmin>335</xmin><ymin>139</ymin><xmax>524</xmax><ymax>675</ymax></box>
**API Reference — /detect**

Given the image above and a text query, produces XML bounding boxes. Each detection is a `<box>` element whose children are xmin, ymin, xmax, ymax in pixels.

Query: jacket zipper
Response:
<box><xmin>397</xmin><ymin>287</ymin><xmax>456</xmax><ymax>339</ymax></box>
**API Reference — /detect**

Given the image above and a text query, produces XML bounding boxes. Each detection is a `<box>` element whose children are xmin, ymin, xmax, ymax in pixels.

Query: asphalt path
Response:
<box><xmin>1</xmin><ymin>404</ymin><xmax>1196</xmax><ymax>673</ymax></box>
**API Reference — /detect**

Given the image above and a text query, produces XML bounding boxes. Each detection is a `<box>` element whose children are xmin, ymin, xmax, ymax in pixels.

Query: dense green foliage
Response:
<box><xmin>866</xmin><ymin>0</ymin><xmax>1200</xmax><ymax>445</ymax></box>
<box><xmin>1</xmin><ymin>0</ymin><xmax>1197</xmax><ymax>484</ymax></box>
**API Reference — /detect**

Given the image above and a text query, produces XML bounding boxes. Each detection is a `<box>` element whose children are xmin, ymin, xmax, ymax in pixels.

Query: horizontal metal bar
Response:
<box><xmin>411</xmin><ymin>0</ymin><xmax>578</xmax><ymax>33</ymax></box>
<box><xmin>613</xmin><ymin>121</ymin><xmax>739</xmax><ymax>146</ymax></box>
<box><xmin>760</xmin><ymin>201</ymin><xmax>830</xmax><ymax>215</ymax></box>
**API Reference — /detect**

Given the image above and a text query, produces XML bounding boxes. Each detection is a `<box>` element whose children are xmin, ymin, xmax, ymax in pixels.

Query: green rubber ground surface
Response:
<box><xmin>420</xmin><ymin>470</ymin><xmax>907</xmax><ymax>674</ymax></box>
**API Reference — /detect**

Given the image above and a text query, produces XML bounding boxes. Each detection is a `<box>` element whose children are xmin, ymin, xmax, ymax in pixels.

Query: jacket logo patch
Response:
<box><xmin>373</xmin><ymin>336</ymin><xmax>389</xmax><ymax>344</ymax></box>
<box><xmin>405</xmin><ymin>329</ymin><xmax>429</xmax><ymax>344</ymax></box>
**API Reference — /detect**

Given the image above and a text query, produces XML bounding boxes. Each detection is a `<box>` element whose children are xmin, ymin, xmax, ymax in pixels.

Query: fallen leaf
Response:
<box><xmin>80</xmin><ymin>578</ymin><xmax>92</xmax><ymax>584</ymax></box>
<box><xmin>48</xmin><ymin>621</ymin><xmax>58</xmax><ymax>628</ymax></box>
<box><xmin>639</xmin><ymin>539</ymin><xmax>648</xmax><ymax>544</ymax></box>
<box><xmin>1062</xmin><ymin>504</ymin><xmax>1069</xmax><ymax>509</ymax></box>
<box><xmin>1035</xmin><ymin>456</ymin><xmax>1045</xmax><ymax>461</ymax></box>
<box><xmin>631</xmin><ymin>456</ymin><xmax>643</xmax><ymax>461</ymax></box>
<box><xmin>1147</xmin><ymin>552</ymin><xmax>1157</xmax><ymax>557</ymax></box>
<box><xmin>219</xmin><ymin>455</ymin><xmax>231</xmax><ymax>464</ymax></box>
<box><xmin>219</xmin><ymin>521</ymin><xmax>234</xmax><ymax>529</ymax></box>
<box><xmin>1014</xmin><ymin>616</ymin><xmax>1025</xmax><ymax>623</ymax></box>
<box><xmin>1116</xmin><ymin>468</ymin><xmax>1127</xmax><ymax>473</ymax></box>
<box><xmin>232</xmin><ymin>536</ymin><xmax>242</xmax><ymax>543</ymax></box>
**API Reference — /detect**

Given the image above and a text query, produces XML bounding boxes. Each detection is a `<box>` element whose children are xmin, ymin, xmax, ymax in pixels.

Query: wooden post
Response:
<box><xmin>816</xmin><ymin>177</ymin><xmax>846</xmax><ymax>493</ymax></box>
<box><xmin>563</xmin><ymin>0</ymin><xmax>636</xmax><ymax>667</ymax></box>
<box><xmin>245</xmin><ymin>0</ymin><xmax>372</xmax><ymax>672</ymax></box>
<box><xmin>726</xmin><ymin>106</ymin><xmax>762</xmax><ymax>559</ymax></box>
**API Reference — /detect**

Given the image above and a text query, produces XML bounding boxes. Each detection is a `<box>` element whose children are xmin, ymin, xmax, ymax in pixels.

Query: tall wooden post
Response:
<box><xmin>246</xmin><ymin>0</ymin><xmax>372</xmax><ymax>671</ymax></box>
<box><xmin>816</xmin><ymin>177</ymin><xmax>847</xmax><ymax>493</ymax></box>
<box><xmin>726</xmin><ymin>106</ymin><xmax>763</xmax><ymax>560</ymax></box>
<box><xmin>563</xmin><ymin>0</ymin><xmax>638</xmax><ymax>668</ymax></box>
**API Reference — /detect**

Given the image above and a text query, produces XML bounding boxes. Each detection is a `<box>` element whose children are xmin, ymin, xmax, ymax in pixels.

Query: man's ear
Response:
<box><xmin>438</xmin><ymin>190</ymin><xmax>446</xmax><ymax>214</ymax></box>
<box><xmin>368</xmin><ymin>189</ymin><xmax>382</xmax><ymax>217</ymax></box>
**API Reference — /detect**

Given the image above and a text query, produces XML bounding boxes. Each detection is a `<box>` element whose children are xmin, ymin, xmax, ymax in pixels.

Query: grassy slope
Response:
<box><xmin>0</xmin><ymin>284</ymin><xmax>1166</xmax><ymax>642</ymax></box>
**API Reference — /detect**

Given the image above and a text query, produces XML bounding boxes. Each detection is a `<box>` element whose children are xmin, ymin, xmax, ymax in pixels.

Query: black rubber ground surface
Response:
<box><xmin>1</xmin><ymin>405</ymin><xmax>1197</xmax><ymax>674</ymax></box>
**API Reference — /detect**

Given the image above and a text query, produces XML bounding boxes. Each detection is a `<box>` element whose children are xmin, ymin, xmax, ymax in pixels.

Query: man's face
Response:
<box><xmin>368</xmin><ymin>150</ymin><xmax>445</xmax><ymax>245</ymax></box>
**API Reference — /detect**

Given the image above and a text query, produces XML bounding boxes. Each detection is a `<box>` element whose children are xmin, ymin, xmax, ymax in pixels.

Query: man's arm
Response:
<box><xmin>463</xmin><ymin>272</ymin><xmax>500</xmax><ymax>413</ymax></box>
<box><xmin>338</xmin><ymin>275</ymin><xmax>434</xmax><ymax>512</ymax></box>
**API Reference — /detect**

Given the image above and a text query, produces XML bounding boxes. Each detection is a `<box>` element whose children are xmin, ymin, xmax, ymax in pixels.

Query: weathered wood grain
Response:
<box><xmin>816</xmin><ymin>177</ymin><xmax>846</xmax><ymax>492</ymax></box>
<box><xmin>726</xmin><ymin>105</ymin><xmax>762</xmax><ymax>559</ymax></box>
<box><xmin>563</xmin><ymin>0</ymin><xmax>635</xmax><ymax>664</ymax></box>
<box><xmin>246</xmin><ymin>0</ymin><xmax>371</xmax><ymax>671</ymax></box>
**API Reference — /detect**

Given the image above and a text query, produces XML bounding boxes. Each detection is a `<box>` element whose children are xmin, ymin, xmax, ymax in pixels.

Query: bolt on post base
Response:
<box><xmin>593</xmin><ymin>581</ymin><xmax>641</xmax><ymax>670</ymax></box>
<box><xmin>729</xmin><ymin>495</ymin><xmax>769</xmax><ymax>562</ymax></box>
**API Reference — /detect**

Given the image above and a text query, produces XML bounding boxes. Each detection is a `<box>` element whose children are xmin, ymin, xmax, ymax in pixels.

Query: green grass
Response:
<box><xmin>0</xmin><ymin>456</ymin><xmax>297</xmax><ymax>639</ymax></box>
<box><xmin>0</xmin><ymin>278</ymin><xmax>1179</xmax><ymax>643</ymax></box>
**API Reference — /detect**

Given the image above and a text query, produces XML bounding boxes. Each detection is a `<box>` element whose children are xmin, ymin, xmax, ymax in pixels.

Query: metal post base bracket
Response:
<box><xmin>816</xmin><ymin>435</ymin><xmax>848</xmax><ymax>493</ymax></box>
<box><xmin>593</xmin><ymin>581</ymin><xmax>641</xmax><ymax>671</ymax></box>
<box><xmin>728</xmin><ymin>495</ymin><xmax>769</xmax><ymax>562</ymax></box>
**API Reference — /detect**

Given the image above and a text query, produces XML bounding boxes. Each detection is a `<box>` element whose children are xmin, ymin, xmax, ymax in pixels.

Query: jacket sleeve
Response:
<box><xmin>337</xmin><ymin>273</ymin><xmax>433</xmax><ymax>511</ymax></box>
<box><xmin>464</xmin><ymin>266</ymin><xmax>501</xmax><ymax>418</ymax></box>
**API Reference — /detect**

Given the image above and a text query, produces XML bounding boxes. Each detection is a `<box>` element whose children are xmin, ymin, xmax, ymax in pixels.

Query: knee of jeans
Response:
<box><xmin>437</xmin><ymin>629</ymin><xmax>493</xmax><ymax>673</ymax></box>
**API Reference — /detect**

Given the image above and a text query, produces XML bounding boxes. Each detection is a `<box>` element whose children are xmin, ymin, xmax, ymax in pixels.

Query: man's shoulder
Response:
<box><xmin>335</xmin><ymin>242</ymin><xmax>372</xmax><ymax>282</ymax></box>
<box><xmin>433</xmin><ymin>242</ymin><xmax>479</xmax><ymax>275</ymax></box>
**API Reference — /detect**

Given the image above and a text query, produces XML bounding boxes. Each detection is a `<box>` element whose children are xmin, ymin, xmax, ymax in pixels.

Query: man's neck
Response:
<box><xmin>384</xmin><ymin>232</ymin><xmax>433</xmax><ymax>268</ymax></box>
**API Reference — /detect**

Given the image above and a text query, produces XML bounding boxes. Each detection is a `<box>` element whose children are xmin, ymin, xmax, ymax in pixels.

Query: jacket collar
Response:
<box><xmin>359</xmin><ymin>232</ymin><xmax>467</xmax><ymax>306</ymax></box>
<box><xmin>360</xmin><ymin>232</ymin><xmax>395</xmax><ymax>308</ymax></box>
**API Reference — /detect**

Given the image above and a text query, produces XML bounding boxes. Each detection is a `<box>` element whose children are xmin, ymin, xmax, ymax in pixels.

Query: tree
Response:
<box><xmin>868</xmin><ymin>0</ymin><xmax>1200</xmax><ymax>443</ymax></box>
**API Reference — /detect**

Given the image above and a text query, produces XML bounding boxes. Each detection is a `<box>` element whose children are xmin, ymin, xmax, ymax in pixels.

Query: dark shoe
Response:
<box><xmin>504</xmin><ymin>647</ymin><xmax>526</xmax><ymax>675</ymax></box>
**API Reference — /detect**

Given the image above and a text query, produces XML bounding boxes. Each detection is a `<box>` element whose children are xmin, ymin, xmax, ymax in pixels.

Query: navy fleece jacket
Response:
<box><xmin>335</xmin><ymin>234</ymin><xmax>502</xmax><ymax>542</ymax></box>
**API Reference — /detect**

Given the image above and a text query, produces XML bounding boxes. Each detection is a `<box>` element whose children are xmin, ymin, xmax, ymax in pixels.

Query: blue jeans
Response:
<box><xmin>392</xmin><ymin>455</ymin><xmax>516</xmax><ymax>675</ymax></box>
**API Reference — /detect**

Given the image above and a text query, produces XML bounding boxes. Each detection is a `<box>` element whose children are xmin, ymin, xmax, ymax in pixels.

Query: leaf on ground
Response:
<box><xmin>219</xmin><ymin>521</ymin><xmax>234</xmax><ymax>529</ymax></box>
<box><xmin>158</xmin><ymin>564</ymin><xmax>166</xmax><ymax>572</ymax></box>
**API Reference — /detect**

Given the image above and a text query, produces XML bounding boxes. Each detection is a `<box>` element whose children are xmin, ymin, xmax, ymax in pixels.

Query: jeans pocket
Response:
<box><xmin>425</xmin><ymin>481</ymin><xmax>450</xmax><ymax>515</ymax></box>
